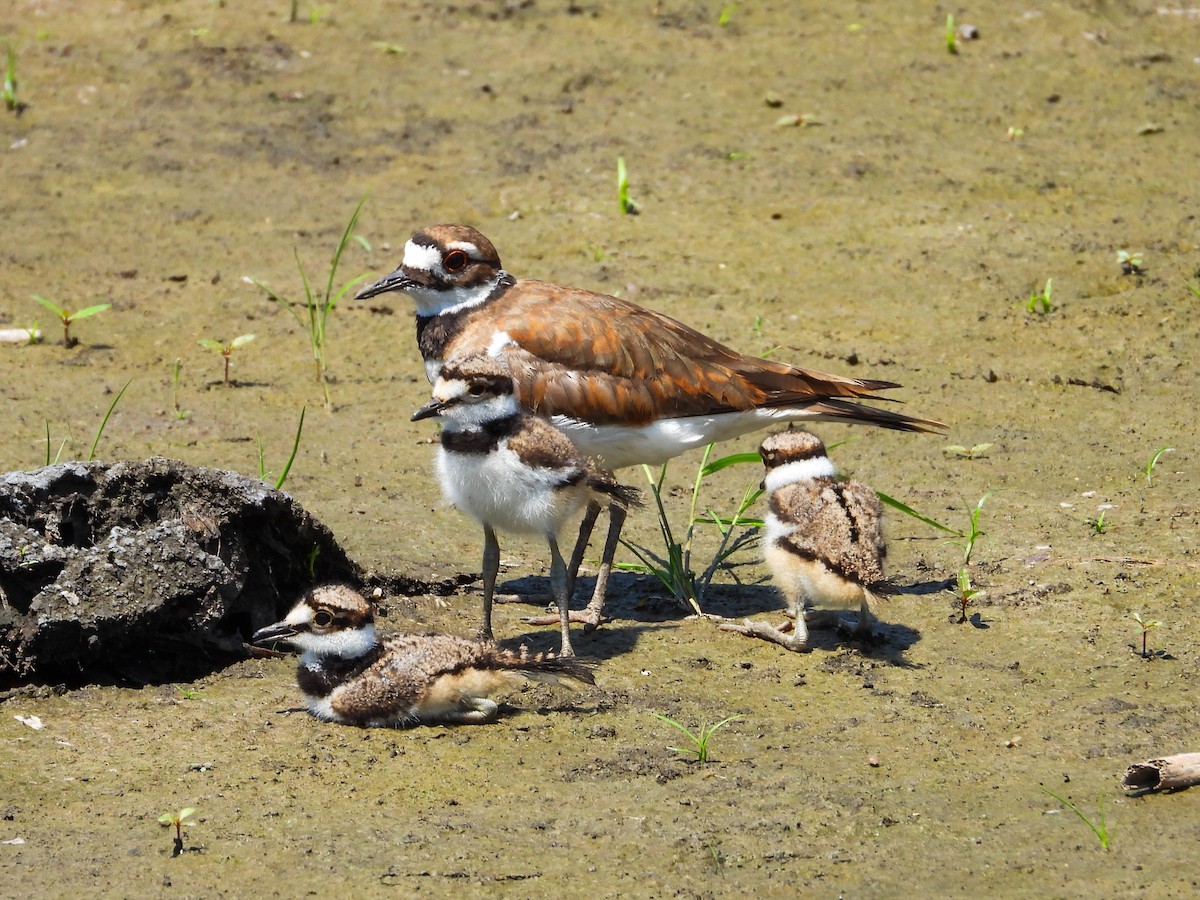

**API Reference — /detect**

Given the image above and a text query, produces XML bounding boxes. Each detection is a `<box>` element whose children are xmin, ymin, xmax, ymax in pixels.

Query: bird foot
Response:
<box><xmin>521</xmin><ymin>609</ymin><xmax>610</xmax><ymax>633</ymax></box>
<box><xmin>717</xmin><ymin>617</ymin><xmax>810</xmax><ymax>652</ymax></box>
<box><xmin>491</xmin><ymin>592</ymin><xmax>544</xmax><ymax>605</ymax></box>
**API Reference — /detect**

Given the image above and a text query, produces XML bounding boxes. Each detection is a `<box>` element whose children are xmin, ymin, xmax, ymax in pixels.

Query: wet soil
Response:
<box><xmin>2</xmin><ymin>1</ymin><xmax>1200</xmax><ymax>895</ymax></box>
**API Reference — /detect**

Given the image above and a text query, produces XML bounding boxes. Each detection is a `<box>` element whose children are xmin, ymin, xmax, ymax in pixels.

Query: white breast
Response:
<box><xmin>436</xmin><ymin>441</ymin><xmax>588</xmax><ymax>536</ymax></box>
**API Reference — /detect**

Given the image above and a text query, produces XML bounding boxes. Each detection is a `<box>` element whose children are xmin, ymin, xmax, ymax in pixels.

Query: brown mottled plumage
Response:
<box><xmin>718</xmin><ymin>431</ymin><xmax>891</xmax><ymax>652</ymax></box>
<box><xmin>251</xmin><ymin>585</ymin><xmax>595</xmax><ymax>727</ymax></box>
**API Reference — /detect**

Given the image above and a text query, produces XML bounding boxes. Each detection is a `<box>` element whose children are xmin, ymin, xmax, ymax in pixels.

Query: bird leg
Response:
<box><xmin>479</xmin><ymin>525</ymin><xmax>500</xmax><ymax>642</ymax></box>
<box><xmin>546</xmin><ymin>536</ymin><xmax>574</xmax><ymax>657</ymax></box>
<box><xmin>524</xmin><ymin>502</ymin><xmax>626</xmax><ymax>633</ymax></box>
<box><xmin>563</xmin><ymin>500</ymin><xmax>601</xmax><ymax>601</ymax></box>
<box><xmin>804</xmin><ymin>597</ymin><xmax>875</xmax><ymax>640</ymax></box>
<box><xmin>576</xmin><ymin>502</ymin><xmax>626</xmax><ymax>632</ymax></box>
<box><xmin>715</xmin><ymin>605</ymin><xmax>811</xmax><ymax>652</ymax></box>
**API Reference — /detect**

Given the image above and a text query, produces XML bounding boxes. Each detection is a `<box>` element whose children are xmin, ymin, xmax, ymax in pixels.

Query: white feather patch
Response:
<box><xmin>764</xmin><ymin>457</ymin><xmax>837</xmax><ymax>493</ymax></box>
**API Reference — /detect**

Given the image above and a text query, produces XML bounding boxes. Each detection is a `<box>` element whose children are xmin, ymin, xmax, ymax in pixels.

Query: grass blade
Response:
<box><xmin>876</xmin><ymin>490</ymin><xmax>962</xmax><ymax>536</ymax></box>
<box><xmin>88</xmin><ymin>379</ymin><xmax>131</xmax><ymax>461</ymax></box>
<box><xmin>274</xmin><ymin>405</ymin><xmax>306</xmax><ymax>490</ymax></box>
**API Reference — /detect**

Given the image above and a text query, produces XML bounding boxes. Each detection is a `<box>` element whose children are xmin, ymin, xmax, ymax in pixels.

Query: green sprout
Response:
<box><xmin>31</xmin><ymin>295</ymin><xmax>111</xmax><ymax>347</ymax></box>
<box><xmin>1089</xmin><ymin>510</ymin><xmax>1110</xmax><ymax>535</ymax></box>
<box><xmin>1130</xmin><ymin>612</ymin><xmax>1163</xmax><ymax>659</ymax></box>
<box><xmin>2</xmin><ymin>43</ymin><xmax>21</xmax><ymax>114</ymax></box>
<box><xmin>198</xmin><ymin>334</ymin><xmax>255</xmax><ymax>386</ymax></box>
<box><xmin>617</xmin><ymin>156</ymin><xmax>639</xmax><ymax>215</ymax></box>
<box><xmin>1040</xmin><ymin>788</ymin><xmax>1110</xmax><ymax>850</ymax></box>
<box><xmin>718</xmin><ymin>3</ymin><xmax>738</xmax><ymax>26</ymax></box>
<box><xmin>1144</xmin><ymin>446</ymin><xmax>1173</xmax><ymax>486</ymax></box>
<box><xmin>943</xmin><ymin>442</ymin><xmax>993</xmax><ymax>459</ymax></box>
<box><xmin>945</xmin><ymin>14</ymin><xmax>958</xmax><ymax>54</ymax></box>
<box><xmin>954</xmin><ymin>567</ymin><xmax>981</xmax><ymax>623</ymax></box>
<box><xmin>617</xmin><ymin>445</ymin><xmax>762</xmax><ymax>613</ymax></box>
<box><xmin>954</xmin><ymin>490</ymin><xmax>994</xmax><ymax>567</ymax></box>
<box><xmin>157</xmin><ymin>806</ymin><xmax>196</xmax><ymax>857</ymax></box>
<box><xmin>652</xmin><ymin>713</ymin><xmax>742</xmax><ymax>764</ymax></box>
<box><xmin>258</xmin><ymin>406</ymin><xmax>306</xmax><ymax>490</ymax></box>
<box><xmin>1117</xmin><ymin>250</ymin><xmax>1144</xmax><ymax>276</ymax></box>
<box><xmin>1026</xmin><ymin>278</ymin><xmax>1053</xmax><ymax>314</ymax></box>
<box><xmin>171</xmin><ymin>358</ymin><xmax>190</xmax><ymax>420</ymax></box>
<box><xmin>250</xmin><ymin>197</ymin><xmax>367</xmax><ymax>411</ymax></box>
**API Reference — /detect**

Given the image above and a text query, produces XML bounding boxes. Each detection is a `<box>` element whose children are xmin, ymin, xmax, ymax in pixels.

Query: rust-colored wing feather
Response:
<box><xmin>454</xmin><ymin>280</ymin><xmax>938</xmax><ymax>430</ymax></box>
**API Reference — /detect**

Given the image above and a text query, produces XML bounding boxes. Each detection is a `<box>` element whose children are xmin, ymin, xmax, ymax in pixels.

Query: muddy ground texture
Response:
<box><xmin>3</xmin><ymin>1</ymin><xmax>1200</xmax><ymax>896</ymax></box>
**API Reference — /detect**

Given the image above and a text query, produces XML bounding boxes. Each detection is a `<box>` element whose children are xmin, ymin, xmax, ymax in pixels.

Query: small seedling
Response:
<box><xmin>617</xmin><ymin>157</ymin><xmax>639</xmax><ymax>215</ymax></box>
<box><xmin>157</xmin><ymin>807</ymin><xmax>196</xmax><ymax>857</ymax></box>
<box><xmin>1089</xmin><ymin>510</ymin><xmax>1110</xmax><ymax>534</ymax></box>
<box><xmin>171</xmin><ymin>358</ymin><xmax>190</xmax><ymax>420</ymax></box>
<box><xmin>652</xmin><ymin>713</ymin><xmax>742</xmax><ymax>764</ymax></box>
<box><xmin>1006</xmin><ymin>126</ymin><xmax>1024</xmax><ymax>140</ymax></box>
<box><xmin>31</xmin><ymin>295</ymin><xmax>111</xmax><ymax>347</ymax></box>
<box><xmin>198</xmin><ymin>334</ymin><xmax>255</xmax><ymax>386</ymax></box>
<box><xmin>954</xmin><ymin>567</ymin><xmax>981</xmax><ymax>623</ymax></box>
<box><xmin>177</xmin><ymin>686</ymin><xmax>203</xmax><ymax>700</ymax></box>
<box><xmin>1026</xmin><ymin>278</ymin><xmax>1053</xmax><ymax>314</ymax></box>
<box><xmin>1144</xmin><ymin>446</ymin><xmax>1172</xmax><ymax>486</ymax></box>
<box><xmin>249</xmin><ymin>197</ymin><xmax>367</xmax><ymax>411</ymax></box>
<box><xmin>953</xmin><ymin>490</ymin><xmax>994</xmax><ymax>567</ymax></box>
<box><xmin>1117</xmin><ymin>250</ymin><xmax>1144</xmax><ymax>276</ymax></box>
<box><xmin>1130</xmin><ymin>612</ymin><xmax>1163</xmax><ymax>659</ymax></box>
<box><xmin>3</xmin><ymin>43</ymin><xmax>23</xmax><ymax>114</ymax></box>
<box><xmin>944</xmin><ymin>442</ymin><xmax>993</xmax><ymax>459</ymax></box>
<box><xmin>1040</xmin><ymin>788</ymin><xmax>1110</xmax><ymax>850</ymax></box>
<box><xmin>718</xmin><ymin>3</ymin><xmax>738</xmax><ymax>26</ymax></box>
<box><xmin>945</xmin><ymin>14</ymin><xmax>958</xmax><ymax>54</ymax></box>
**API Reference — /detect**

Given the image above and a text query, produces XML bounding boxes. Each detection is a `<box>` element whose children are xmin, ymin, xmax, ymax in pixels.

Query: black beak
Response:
<box><xmin>411</xmin><ymin>398</ymin><xmax>449</xmax><ymax>422</ymax></box>
<box><xmin>355</xmin><ymin>268</ymin><xmax>412</xmax><ymax>301</ymax></box>
<box><xmin>252</xmin><ymin>621</ymin><xmax>298</xmax><ymax>646</ymax></box>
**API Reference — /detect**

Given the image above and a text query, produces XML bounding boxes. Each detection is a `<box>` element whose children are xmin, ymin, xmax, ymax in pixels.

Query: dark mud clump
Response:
<box><xmin>0</xmin><ymin>458</ymin><xmax>359</xmax><ymax>686</ymax></box>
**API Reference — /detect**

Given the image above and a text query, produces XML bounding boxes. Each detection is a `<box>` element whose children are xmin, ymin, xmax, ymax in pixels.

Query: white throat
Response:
<box><xmin>764</xmin><ymin>456</ymin><xmax>837</xmax><ymax>493</ymax></box>
<box><xmin>294</xmin><ymin>624</ymin><xmax>378</xmax><ymax>663</ymax></box>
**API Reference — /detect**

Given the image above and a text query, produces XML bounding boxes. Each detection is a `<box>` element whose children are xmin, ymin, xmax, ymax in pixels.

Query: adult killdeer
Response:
<box><xmin>358</xmin><ymin>225</ymin><xmax>941</xmax><ymax>630</ymax></box>
<box><xmin>251</xmin><ymin>584</ymin><xmax>595</xmax><ymax>727</ymax></box>
<box><xmin>411</xmin><ymin>355</ymin><xmax>641</xmax><ymax>657</ymax></box>
<box><xmin>717</xmin><ymin>430</ymin><xmax>891</xmax><ymax>651</ymax></box>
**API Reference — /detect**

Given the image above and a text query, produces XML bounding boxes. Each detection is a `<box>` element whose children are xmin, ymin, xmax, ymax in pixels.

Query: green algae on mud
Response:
<box><xmin>2</xmin><ymin>1</ymin><xmax>1200</xmax><ymax>896</ymax></box>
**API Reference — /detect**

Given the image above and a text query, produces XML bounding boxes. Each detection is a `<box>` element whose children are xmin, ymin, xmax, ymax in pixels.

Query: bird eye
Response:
<box><xmin>468</xmin><ymin>383</ymin><xmax>487</xmax><ymax>396</ymax></box>
<box><xmin>313</xmin><ymin>610</ymin><xmax>333</xmax><ymax>627</ymax></box>
<box><xmin>443</xmin><ymin>249</ymin><xmax>469</xmax><ymax>272</ymax></box>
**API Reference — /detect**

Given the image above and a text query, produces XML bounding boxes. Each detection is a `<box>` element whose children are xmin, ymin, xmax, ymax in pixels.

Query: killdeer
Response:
<box><xmin>251</xmin><ymin>584</ymin><xmax>595</xmax><ymax>726</ymax></box>
<box><xmin>411</xmin><ymin>355</ymin><xmax>641</xmax><ymax>657</ymax></box>
<box><xmin>358</xmin><ymin>225</ymin><xmax>941</xmax><ymax>630</ymax></box>
<box><xmin>717</xmin><ymin>430</ymin><xmax>891</xmax><ymax>651</ymax></box>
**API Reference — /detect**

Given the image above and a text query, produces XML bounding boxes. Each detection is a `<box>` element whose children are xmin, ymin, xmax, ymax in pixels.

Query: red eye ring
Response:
<box><xmin>443</xmin><ymin>249</ymin><xmax>469</xmax><ymax>272</ymax></box>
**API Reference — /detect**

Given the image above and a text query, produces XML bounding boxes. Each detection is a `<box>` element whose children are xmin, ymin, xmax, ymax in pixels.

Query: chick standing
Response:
<box><xmin>720</xmin><ymin>430</ymin><xmax>889</xmax><ymax>651</ymax></box>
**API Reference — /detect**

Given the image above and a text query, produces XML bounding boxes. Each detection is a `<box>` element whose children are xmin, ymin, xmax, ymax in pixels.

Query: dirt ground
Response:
<box><xmin>3</xmin><ymin>1</ymin><xmax>1200</xmax><ymax>895</ymax></box>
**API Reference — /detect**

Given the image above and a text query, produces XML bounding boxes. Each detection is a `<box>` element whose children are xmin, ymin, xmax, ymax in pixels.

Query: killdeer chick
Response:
<box><xmin>251</xmin><ymin>584</ymin><xmax>595</xmax><ymax>726</ymax></box>
<box><xmin>411</xmin><ymin>355</ymin><xmax>641</xmax><ymax>657</ymax></box>
<box><xmin>358</xmin><ymin>225</ymin><xmax>941</xmax><ymax>631</ymax></box>
<box><xmin>718</xmin><ymin>430</ymin><xmax>891</xmax><ymax>651</ymax></box>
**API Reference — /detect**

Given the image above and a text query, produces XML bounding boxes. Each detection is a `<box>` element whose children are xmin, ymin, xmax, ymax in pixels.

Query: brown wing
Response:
<box><xmin>773</xmin><ymin>479</ymin><xmax>886</xmax><ymax>586</ymax></box>
<box><xmin>453</xmin><ymin>280</ymin><xmax>937</xmax><ymax>429</ymax></box>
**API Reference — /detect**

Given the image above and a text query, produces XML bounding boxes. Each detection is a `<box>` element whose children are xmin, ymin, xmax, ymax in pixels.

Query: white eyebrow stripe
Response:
<box><xmin>402</xmin><ymin>240</ymin><xmax>442</xmax><ymax>273</ymax></box>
